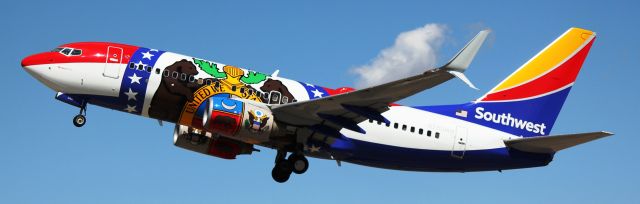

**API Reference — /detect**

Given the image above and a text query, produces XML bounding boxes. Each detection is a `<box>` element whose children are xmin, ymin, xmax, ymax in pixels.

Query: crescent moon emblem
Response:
<box><xmin>220</xmin><ymin>99</ymin><xmax>237</xmax><ymax>110</ymax></box>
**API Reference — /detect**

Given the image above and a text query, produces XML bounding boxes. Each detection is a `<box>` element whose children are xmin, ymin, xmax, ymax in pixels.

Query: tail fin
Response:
<box><xmin>471</xmin><ymin>28</ymin><xmax>596</xmax><ymax>137</ymax></box>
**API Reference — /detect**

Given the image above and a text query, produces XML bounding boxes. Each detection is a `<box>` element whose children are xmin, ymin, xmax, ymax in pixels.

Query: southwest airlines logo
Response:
<box><xmin>474</xmin><ymin>107</ymin><xmax>547</xmax><ymax>135</ymax></box>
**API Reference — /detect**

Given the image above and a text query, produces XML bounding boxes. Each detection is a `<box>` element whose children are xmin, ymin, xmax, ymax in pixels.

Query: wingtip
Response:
<box><xmin>442</xmin><ymin>29</ymin><xmax>490</xmax><ymax>71</ymax></box>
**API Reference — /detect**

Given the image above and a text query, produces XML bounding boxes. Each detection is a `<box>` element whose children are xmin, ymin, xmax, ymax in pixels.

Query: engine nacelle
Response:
<box><xmin>201</xmin><ymin>96</ymin><xmax>275</xmax><ymax>144</ymax></box>
<box><xmin>173</xmin><ymin>125</ymin><xmax>253</xmax><ymax>159</ymax></box>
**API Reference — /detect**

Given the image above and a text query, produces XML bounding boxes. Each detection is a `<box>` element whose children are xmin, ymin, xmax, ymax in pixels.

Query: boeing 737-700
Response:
<box><xmin>21</xmin><ymin>27</ymin><xmax>611</xmax><ymax>183</ymax></box>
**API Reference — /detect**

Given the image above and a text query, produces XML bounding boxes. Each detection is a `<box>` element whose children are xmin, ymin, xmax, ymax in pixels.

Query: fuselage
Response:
<box><xmin>21</xmin><ymin>42</ymin><xmax>552</xmax><ymax>172</ymax></box>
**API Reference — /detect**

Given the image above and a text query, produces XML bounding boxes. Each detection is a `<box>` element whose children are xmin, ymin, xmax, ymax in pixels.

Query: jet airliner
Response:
<box><xmin>21</xmin><ymin>27</ymin><xmax>612</xmax><ymax>183</ymax></box>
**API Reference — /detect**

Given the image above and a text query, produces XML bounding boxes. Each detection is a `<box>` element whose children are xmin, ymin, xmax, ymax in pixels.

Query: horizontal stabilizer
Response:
<box><xmin>504</xmin><ymin>131</ymin><xmax>613</xmax><ymax>154</ymax></box>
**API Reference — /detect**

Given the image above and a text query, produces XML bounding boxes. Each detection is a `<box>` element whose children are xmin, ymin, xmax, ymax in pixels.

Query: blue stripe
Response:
<box><xmin>330</xmin><ymin>138</ymin><xmax>552</xmax><ymax>172</ymax></box>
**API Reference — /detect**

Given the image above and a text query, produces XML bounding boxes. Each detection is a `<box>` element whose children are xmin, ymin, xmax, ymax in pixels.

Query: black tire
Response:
<box><xmin>288</xmin><ymin>154</ymin><xmax>309</xmax><ymax>174</ymax></box>
<box><xmin>73</xmin><ymin>115</ymin><xmax>86</xmax><ymax>127</ymax></box>
<box><xmin>271</xmin><ymin>165</ymin><xmax>291</xmax><ymax>183</ymax></box>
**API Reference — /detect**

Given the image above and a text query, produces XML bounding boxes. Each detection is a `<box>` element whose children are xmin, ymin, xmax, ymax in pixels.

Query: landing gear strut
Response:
<box><xmin>73</xmin><ymin>100</ymin><xmax>87</xmax><ymax>127</ymax></box>
<box><xmin>271</xmin><ymin>150</ymin><xmax>309</xmax><ymax>183</ymax></box>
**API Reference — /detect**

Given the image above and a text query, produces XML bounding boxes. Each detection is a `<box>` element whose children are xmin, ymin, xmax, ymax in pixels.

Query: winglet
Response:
<box><xmin>448</xmin><ymin>70</ymin><xmax>479</xmax><ymax>90</ymax></box>
<box><xmin>442</xmin><ymin>30</ymin><xmax>490</xmax><ymax>72</ymax></box>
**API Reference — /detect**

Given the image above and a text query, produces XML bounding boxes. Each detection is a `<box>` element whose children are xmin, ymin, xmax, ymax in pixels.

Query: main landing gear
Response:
<box><xmin>73</xmin><ymin>101</ymin><xmax>87</xmax><ymax>127</ymax></box>
<box><xmin>271</xmin><ymin>150</ymin><xmax>309</xmax><ymax>183</ymax></box>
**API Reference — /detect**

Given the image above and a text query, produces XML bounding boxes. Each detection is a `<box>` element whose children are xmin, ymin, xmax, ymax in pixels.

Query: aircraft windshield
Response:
<box><xmin>55</xmin><ymin>47</ymin><xmax>82</xmax><ymax>56</ymax></box>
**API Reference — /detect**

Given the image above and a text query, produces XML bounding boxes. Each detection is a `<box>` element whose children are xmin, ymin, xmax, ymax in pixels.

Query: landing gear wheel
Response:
<box><xmin>73</xmin><ymin>115</ymin><xmax>86</xmax><ymax>127</ymax></box>
<box><xmin>271</xmin><ymin>160</ymin><xmax>293</xmax><ymax>183</ymax></box>
<box><xmin>288</xmin><ymin>154</ymin><xmax>309</xmax><ymax>174</ymax></box>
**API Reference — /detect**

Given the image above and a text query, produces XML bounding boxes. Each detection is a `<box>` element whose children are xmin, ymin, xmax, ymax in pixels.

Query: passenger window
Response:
<box><xmin>427</xmin><ymin>130</ymin><xmax>432</xmax><ymax>136</ymax></box>
<box><xmin>369</xmin><ymin>119</ymin><xmax>373</xmax><ymax>123</ymax></box>
<box><xmin>172</xmin><ymin>71</ymin><xmax>178</xmax><ymax>79</ymax></box>
<box><xmin>206</xmin><ymin>79</ymin><xmax>212</xmax><ymax>85</ymax></box>
<box><xmin>189</xmin><ymin>75</ymin><xmax>195</xmax><ymax>82</ymax></box>
<box><xmin>129</xmin><ymin>63</ymin><xmax>135</xmax><ymax>69</ymax></box>
<box><xmin>282</xmin><ymin>96</ymin><xmax>289</xmax><ymax>104</ymax></box>
<box><xmin>394</xmin><ymin>123</ymin><xmax>398</xmax><ymax>129</ymax></box>
<box><xmin>155</xmin><ymin>68</ymin><xmax>160</xmax><ymax>74</ymax></box>
<box><xmin>231</xmin><ymin>86</ymin><xmax>237</xmax><ymax>92</ymax></box>
<box><xmin>385</xmin><ymin>122</ymin><xmax>390</xmax><ymax>127</ymax></box>
<box><xmin>180</xmin><ymin>73</ymin><xmax>187</xmax><ymax>81</ymax></box>
<box><xmin>146</xmin><ymin>66</ymin><xmax>152</xmax><ymax>72</ymax></box>
<box><xmin>71</xmin><ymin>49</ymin><xmax>82</xmax><ymax>56</ymax></box>
<box><xmin>435</xmin><ymin>132</ymin><xmax>440</xmax><ymax>139</ymax></box>
<box><xmin>377</xmin><ymin>121</ymin><xmax>382</xmax><ymax>125</ymax></box>
<box><xmin>138</xmin><ymin>64</ymin><xmax>144</xmax><ymax>70</ymax></box>
<box><xmin>163</xmin><ymin>70</ymin><xmax>169</xmax><ymax>77</ymax></box>
<box><xmin>410</xmin><ymin>127</ymin><xmax>415</xmax><ymax>133</ymax></box>
<box><xmin>197</xmin><ymin>78</ymin><xmax>203</xmax><ymax>85</ymax></box>
<box><xmin>419</xmin><ymin>128</ymin><xmax>423</xmax><ymax>135</ymax></box>
<box><xmin>240</xmin><ymin>87</ymin><xmax>245</xmax><ymax>94</ymax></box>
<box><xmin>402</xmin><ymin>125</ymin><xmax>407</xmax><ymax>131</ymax></box>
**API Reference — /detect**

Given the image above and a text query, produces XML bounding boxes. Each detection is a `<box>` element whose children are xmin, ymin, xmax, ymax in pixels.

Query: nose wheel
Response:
<box><xmin>271</xmin><ymin>150</ymin><xmax>309</xmax><ymax>183</ymax></box>
<box><xmin>73</xmin><ymin>115</ymin><xmax>86</xmax><ymax>127</ymax></box>
<box><xmin>73</xmin><ymin>101</ymin><xmax>87</xmax><ymax>127</ymax></box>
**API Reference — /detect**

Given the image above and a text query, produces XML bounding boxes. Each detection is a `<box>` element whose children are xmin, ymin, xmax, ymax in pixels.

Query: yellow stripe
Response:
<box><xmin>491</xmin><ymin>28</ymin><xmax>594</xmax><ymax>92</ymax></box>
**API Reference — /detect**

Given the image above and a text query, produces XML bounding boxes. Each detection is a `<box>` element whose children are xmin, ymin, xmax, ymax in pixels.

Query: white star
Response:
<box><xmin>124</xmin><ymin>88</ymin><xmax>138</xmax><ymax>101</ymax></box>
<box><xmin>124</xmin><ymin>105</ymin><xmax>137</xmax><ymax>113</ymax></box>
<box><xmin>141</xmin><ymin>51</ymin><xmax>154</xmax><ymax>60</ymax></box>
<box><xmin>309</xmin><ymin>145</ymin><xmax>321</xmax><ymax>153</ymax></box>
<box><xmin>311</xmin><ymin>89</ymin><xmax>324</xmax><ymax>98</ymax></box>
<box><xmin>128</xmin><ymin>73</ymin><xmax>142</xmax><ymax>84</ymax></box>
<box><xmin>134</xmin><ymin>60</ymin><xmax>147</xmax><ymax>68</ymax></box>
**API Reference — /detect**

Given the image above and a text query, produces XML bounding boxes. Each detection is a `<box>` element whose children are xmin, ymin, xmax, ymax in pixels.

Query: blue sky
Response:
<box><xmin>1</xmin><ymin>0</ymin><xmax>637</xmax><ymax>203</ymax></box>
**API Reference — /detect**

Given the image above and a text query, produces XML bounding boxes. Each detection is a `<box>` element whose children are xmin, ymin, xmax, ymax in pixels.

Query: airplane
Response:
<box><xmin>21</xmin><ymin>27</ymin><xmax>612</xmax><ymax>183</ymax></box>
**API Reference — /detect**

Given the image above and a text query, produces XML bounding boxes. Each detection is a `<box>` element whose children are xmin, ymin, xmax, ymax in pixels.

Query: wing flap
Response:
<box><xmin>504</xmin><ymin>131</ymin><xmax>613</xmax><ymax>154</ymax></box>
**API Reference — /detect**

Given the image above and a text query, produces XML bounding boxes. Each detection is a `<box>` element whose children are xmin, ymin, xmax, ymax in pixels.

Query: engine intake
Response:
<box><xmin>201</xmin><ymin>96</ymin><xmax>275</xmax><ymax>144</ymax></box>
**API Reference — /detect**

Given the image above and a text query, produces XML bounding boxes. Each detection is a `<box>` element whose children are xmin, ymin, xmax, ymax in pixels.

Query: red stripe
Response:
<box><xmin>482</xmin><ymin>39</ymin><xmax>594</xmax><ymax>102</ymax></box>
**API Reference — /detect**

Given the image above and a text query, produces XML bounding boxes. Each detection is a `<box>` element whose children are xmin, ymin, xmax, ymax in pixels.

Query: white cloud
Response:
<box><xmin>352</xmin><ymin>23</ymin><xmax>447</xmax><ymax>88</ymax></box>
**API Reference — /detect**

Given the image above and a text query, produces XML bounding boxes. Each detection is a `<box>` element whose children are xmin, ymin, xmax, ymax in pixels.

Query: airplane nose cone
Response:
<box><xmin>21</xmin><ymin>52</ymin><xmax>52</xmax><ymax>68</ymax></box>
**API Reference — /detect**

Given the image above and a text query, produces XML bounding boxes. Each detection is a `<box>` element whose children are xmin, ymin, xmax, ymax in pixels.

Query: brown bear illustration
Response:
<box><xmin>260</xmin><ymin>79</ymin><xmax>296</xmax><ymax>103</ymax></box>
<box><xmin>149</xmin><ymin>59</ymin><xmax>201</xmax><ymax>122</ymax></box>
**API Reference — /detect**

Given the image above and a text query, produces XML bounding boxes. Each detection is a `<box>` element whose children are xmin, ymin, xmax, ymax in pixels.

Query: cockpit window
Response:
<box><xmin>60</xmin><ymin>48</ymin><xmax>72</xmax><ymax>55</ymax></box>
<box><xmin>55</xmin><ymin>47</ymin><xmax>82</xmax><ymax>56</ymax></box>
<box><xmin>70</xmin><ymin>49</ymin><xmax>82</xmax><ymax>56</ymax></box>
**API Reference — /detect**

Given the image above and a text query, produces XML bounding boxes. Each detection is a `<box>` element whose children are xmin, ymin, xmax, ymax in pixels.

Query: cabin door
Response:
<box><xmin>452</xmin><ymin>126</ymin><xmax>468</xmax><ymax>159</ymax></box>
<box><xmin>103</xmin><ymin>46</ymin><xmax>123</xmax><ymax>79</ymax></box>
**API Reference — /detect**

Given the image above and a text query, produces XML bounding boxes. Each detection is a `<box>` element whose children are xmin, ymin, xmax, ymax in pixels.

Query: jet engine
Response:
<box><xmin>201</xmin><ymin>96</ymin><xmax>276</xmax><ymax>144</ymax></box>
<box><xmin>173</xmin><ymin>125</ymin><xmax>254</xmax><ymax>159</ymax></box>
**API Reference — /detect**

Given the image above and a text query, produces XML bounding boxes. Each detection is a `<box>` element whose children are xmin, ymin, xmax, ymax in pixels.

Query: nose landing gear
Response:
<box><xmin>271</xmin><ymin>150</ymin><xmax>309</xmax><ymax>183</ymax></box>
<box><xmin>73</xmin><ymin>101</ymin><xmax>87</xmax><ymax>127</ymax></box>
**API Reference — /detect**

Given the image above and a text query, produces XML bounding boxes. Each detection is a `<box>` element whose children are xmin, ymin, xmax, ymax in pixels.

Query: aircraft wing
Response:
<box><xmin>270</xmin><ymin>30</ymin><xmax>489</xmax><ymax>135</ymax></box>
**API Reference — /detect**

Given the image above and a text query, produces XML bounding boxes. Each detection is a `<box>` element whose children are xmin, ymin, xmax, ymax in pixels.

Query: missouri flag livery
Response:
<box><xmin>21</xmin><ymin>27</ymin><xmax>611</xmax><ymax>183</ymax></box>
